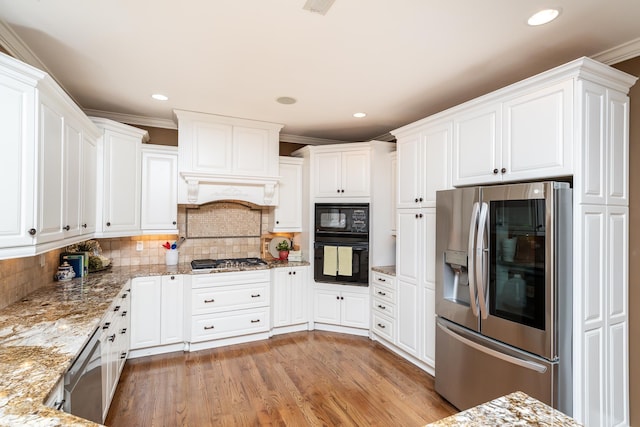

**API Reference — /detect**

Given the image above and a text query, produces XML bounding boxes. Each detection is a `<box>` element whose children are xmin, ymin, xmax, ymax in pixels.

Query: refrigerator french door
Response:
<box><xmin>435</xmin><ymin>181</ymin><xmax>572</xmax><ymax>413</ymax></box>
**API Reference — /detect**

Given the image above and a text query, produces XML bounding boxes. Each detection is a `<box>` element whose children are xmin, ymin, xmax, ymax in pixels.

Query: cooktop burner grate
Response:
<box><xmin>191</xmin><ymin>257</ymin><xmax>268</xmax><ymax>270</ymax></box>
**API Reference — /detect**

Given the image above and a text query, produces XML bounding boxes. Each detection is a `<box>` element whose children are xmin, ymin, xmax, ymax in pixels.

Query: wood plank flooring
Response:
<box><xmin>105</xmin><ymin>331</ymin><xmax>457</xmax><ymax>426</ymax></box>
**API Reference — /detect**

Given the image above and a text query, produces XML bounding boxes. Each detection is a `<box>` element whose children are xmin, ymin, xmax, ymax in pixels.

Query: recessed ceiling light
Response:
<box><xmin>276</xmin><ymin>96</ymin><xmax>297</xmax><ymax>105</ymax></box>
<box><xmin>353</xmin><ymin>112</ymin><xmax>367</xmax><ymax>118</ymax></box>
<box><xmin>151</xmin><ymin>93</ymin><xmax>169</xmax><ymax>101</ymax></box>
<box><xmin>527</xmin><ymin>8</ymin><xmax>560</xmax><ymax>26</ymax></box>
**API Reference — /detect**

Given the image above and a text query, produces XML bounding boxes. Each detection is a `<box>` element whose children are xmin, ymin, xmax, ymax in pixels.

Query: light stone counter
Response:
<box><xmin>371</xmin><ymin>265</ymin><xmax>396</xmax><ymax>276</ymax></box>
<box><xmin>426</xmin><ymin>391</ymin><xmax>582</xmax><ymax>426</ymax></box>
<box><xmin>0</xmin><ymin>260</ymin><xmax>309</xmax><ymax>427</ymax></box>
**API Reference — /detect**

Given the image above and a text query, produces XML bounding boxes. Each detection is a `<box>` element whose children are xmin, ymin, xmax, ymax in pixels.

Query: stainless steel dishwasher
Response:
<box><xmin>63</xmin><ymin>327</ymin><xmax>103</xmax><ymax>424</ymax></box>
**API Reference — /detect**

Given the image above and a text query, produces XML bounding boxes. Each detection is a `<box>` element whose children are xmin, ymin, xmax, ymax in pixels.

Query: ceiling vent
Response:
<box><xmin>303</xmin><ymin>0</ymin><xmax>335</xmax><ymax>15</ymax></box>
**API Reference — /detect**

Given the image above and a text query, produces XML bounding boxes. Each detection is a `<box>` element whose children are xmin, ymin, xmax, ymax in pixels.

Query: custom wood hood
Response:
<box><xmin>175</xmin><ymin>109</ymin><xmax>283</xmax><ymax>206</ymax></box>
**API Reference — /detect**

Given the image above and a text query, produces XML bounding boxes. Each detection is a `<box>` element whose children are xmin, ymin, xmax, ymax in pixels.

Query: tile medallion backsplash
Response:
<box><xmin>97</xmin><ymin>202</ymin><xmax>291</xmax><ymax>266</ymax></box>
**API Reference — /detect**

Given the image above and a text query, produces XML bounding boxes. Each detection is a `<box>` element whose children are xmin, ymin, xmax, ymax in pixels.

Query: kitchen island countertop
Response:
<box><xmin>425</xmin><ymin>391</ymin><xmax>582</xmax><ymax>426</ymax></box>
<box><xmin>0</xmin><ymin>261</ymin><xmax>310</xmax><ymax>426</ymax></box>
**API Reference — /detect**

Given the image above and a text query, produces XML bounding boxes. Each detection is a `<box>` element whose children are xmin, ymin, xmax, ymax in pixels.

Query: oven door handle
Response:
<box><xmin>467</xmin><ymin>202</ymin><xmax>480</xmax><ymax>317</ymax></box>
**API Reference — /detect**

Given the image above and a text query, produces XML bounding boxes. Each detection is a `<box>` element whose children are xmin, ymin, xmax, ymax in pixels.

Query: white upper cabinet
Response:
<box><xmin>92</xmin><ymin>118</ymin><xmax>148</xmax><ymax>237</ymax></box>
<box><xmin>81</xmin><ymin>134</ymin><xmax>98</xmax><ymax>235</ymax></box>
<box><xmin>452</xmin><ymin>103</ymin><xmax>502</xmax><ymax>186</ymax></box>
<box><xmin>0</xmin><ymin>54</ymin><xmax>99</xmax><ymax>259</ymax></box>
<box><xmin>452</xmin><ymin>76</ymin><xmax>573</xmax><ymax>187</ymax></box>
<box><xmin>141</xmin><ymin>145</ymin><xmax>178</xmax><ymax>233</ymax></box>
<box><xmin>174</xmin><ymin>110</ymin><xmax>283</xmax><ymax>206</ymax></box>
<box><xmin>313</xmin><ymin>149</ymin><xmax>370</xmax><ymax>198</ymax></box>
<box><xmin>269</xmin><ymin>157</ymin><xmax>303</xmax><ymax>232</ymax></box>
<box><xmin>397</xmin><ymin>120</ymin><xmax>451</xmax><ymax>208</ymax></box>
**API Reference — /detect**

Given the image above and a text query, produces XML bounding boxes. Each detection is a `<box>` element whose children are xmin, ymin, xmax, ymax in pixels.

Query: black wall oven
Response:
<box><xmin>314</xmin><ymin>203</ymin><xmax>369</xmax><ymax>286</ymax></box>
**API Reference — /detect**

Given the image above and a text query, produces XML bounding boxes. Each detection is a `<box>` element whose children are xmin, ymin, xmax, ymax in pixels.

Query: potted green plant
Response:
<box><xmin>275</xmin><ymin>239</ymin><xmax>290</xmax><ymax>260</ymax></box>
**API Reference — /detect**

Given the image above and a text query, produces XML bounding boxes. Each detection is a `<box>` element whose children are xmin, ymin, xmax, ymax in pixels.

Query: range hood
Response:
<box><xmin>179</xmin><ymin>172</ymin><xmax>279</xmax><ymax>206</ymax></box>
<box><xmin>174</xmin><ymin>109</ymin><xmax>283</xmax><ymax>206</ymax></box>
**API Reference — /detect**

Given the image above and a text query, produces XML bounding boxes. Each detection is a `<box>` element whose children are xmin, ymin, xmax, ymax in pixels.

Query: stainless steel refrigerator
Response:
<box><xmin>435</xmin><ymin>181</ymin><xmax>572</xmax><ymax>414</ymax></box>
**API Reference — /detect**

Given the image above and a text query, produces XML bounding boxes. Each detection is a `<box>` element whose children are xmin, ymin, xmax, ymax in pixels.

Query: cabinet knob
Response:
<box><xmin>288</xmin><ymin>271</ymin><xmax>292</xmax><ymax>275</ymax></box>
<box><xmin>28</xmin><ymin>228</ymin><xmax>36</xmax><ymax>236</ymax></box>
<box><xmin>501</xmin><ymin>167</ymin><xmax>506</xmax><ymax>174</ymax></box>
<box><xmin>337</xmin><ymin>189</ymin><xmax>341</xmax><ymax>193</ymax></box>
<box><xmin>341</xmin><ymin>296</ymin><xmax>344</xmax><ymax>300</ymax></box>
<box><xmin>419</xmin><ymin>197</ymin><xmax>423</xmax><ymax>202</ymax></box>
<box><xmin>341</xmin><ymin>189</ymin><xmax>345</xmax><ymax>193</ymax></box>
<box><xmin>63</xmin><ymin>225</ymin><xmax>70</xmax><ymax>231</ymax></box>
<box><xmin>113</xmin><ymin>305</ymin><xmax>121</xmax><ymax>312</ymax></box>
<box><xmin>336</xmin><ymin>296</ymin><xmax>340</xmax><ymax>300</ymax></box>
<box><xmin>120</xmin><ymin>352</ymin><xmax>127</xmax><ymax>359</ymax></box>
<box><xmin>102</xmin><ymin>322</ymin><xmax>111</xmax><ymax>330</ymax></box>
<box><xmin>82</xmin><ymin>223</ymin><xmax>87</xmax><ymax>228</ymax></box>
<box><xmin>170</xmin><ymin>276</ymin><xmax>175</xmax><ymax>280</ymax></box>
<box><xmin>493</xmin><ymin>168</ymin><xmax>499</xmax><ymax>174</ymax></box>
<box><xmin>120</xmin><ymin>328</ymin><xmax>127</xmax><ymax>334</ymax></box>
<box><xmin>172</xmin><ymin>221</ymin><xmax>177</xmax><ymax>225</ymax></box>
<box><xmin>108</xmin><ymin>334</ymin><xmax>116</xmax><ymax>342</ymax></box>
<box><xmin>293</xmin><ymin>271</ymin><xmax>296</xmax><ymax>275</ymax></box>
<box><xmin>106</xmin><ymin>222</ymin><xmax>111</xmax><ymax>227</ymax></box>
<box><xmin>121</xmin><ymin>311</ymin><xmax>127</xmax><ymax>317</ymax></box>
<box><xmin>415</xmin><ymin>198</ymin><xmax>419</xmax><ymax>203</ymax></box>
<box><xmin>276</xmin><ymin>220</ymin><xmax>280</xmax><ymax>224</ymax></box>
<box><xmin>419</xmin><ymin>213</ymin><xmax>423</xmax><ymax>218</ymax></box>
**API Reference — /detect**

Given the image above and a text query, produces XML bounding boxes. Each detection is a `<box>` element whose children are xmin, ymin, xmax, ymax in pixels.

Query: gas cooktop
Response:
<box><xmin>191</xmin><ymin>257</ymin><xmax>268</xmax><ymax>272</ymax></box>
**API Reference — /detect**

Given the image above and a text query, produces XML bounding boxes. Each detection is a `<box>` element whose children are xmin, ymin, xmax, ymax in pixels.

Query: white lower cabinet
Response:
<box><xmin>314</xmin><ymin>285</ymin><xmax>369</xmax><ymax>330</ymax></box>
<box><xmin>370</xmin><ymin>271</ymin><xmax>396</xmax><ymax>343</ymax></box>
<box><xmin>101</xmin><ymin>283</ymin><xmax>131</xmax><ymax>421</ymax></box>
<box><xmin>186</xmin><ymin>270</ymin><xmax>271</xmax><ymax>351</ymax></box>
<box><xmin>130</xmin><ymin>275</ymin><xmax>184</xmax><ymax>357</ymax></box>
<box><xmin>271</xmin><ymin>266</ymin><xmax>308</xmax><ymax>331</ymax></box>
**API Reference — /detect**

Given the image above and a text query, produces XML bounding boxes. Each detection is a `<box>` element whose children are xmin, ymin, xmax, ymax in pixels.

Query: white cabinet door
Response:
<box><xmin>191</xmin><ymin>120</ymin><xmax>233</xmax><ymax>173</ymax></box>
<box><xmin>423</xmin><ymin>122</ymin><xmax>452</xmax><ymax>206</ymax></box>
<box><xmin>390</xmin><ymin>152</ymin><xmax>397</xmax><ymax>233</ymax></box>
<box><xmin>272</xmin><ymin>268</ymin><xmax>291</xmax><ymax>327</ymax></box>
<box><xmin>314</xmin><ymin>152</ymin><xmax>342</xmax><ymax>197</ymax></box>
<box><xmin>396</xmin><ymin>210</ymin><xmax>422</xmax><ymax>284</ymax></box>
<box><xmin>0</xmin><ymin>74</ymin><xmax>36</xmax><ymax>248</ymax></box>
<box><xmin>341</xmin><ymin>150</ymin><xmax>370</xmax><ymax>197</ymax></box>
<box><xmin>421</xmin><ymin>286</ymin><xmax>436</xmax><ymax>367</ymax></box>
<box><xmin>271</xmin><ymin>158</ymin><xmax>303</xmax><ymax>232</ymax></box>
<box><xmin>161</xmin><ymin>275</ymin><xmax>183</xmax><ymax>345</ymax></box>
<box><xmin>397</xmin><ymin>132</ymin><xmax>422</xmax><ymax>209</ymax></box>
<box><xmin>81</xmin><ymin>134</ymin><xmax>98</xmax><ymax>234</ymax></box>
<box><xmin>141</xmin><ymin>147</ymin><xmax>178</xmax><ymax>231</ymax></box>
<box><xmin>503</xmin><ymin>80</ymin><xmax>573</xmax><ymax>181</ymax></box>
<box><xmin>37</xmin><ymin>95</ymin><xmax>65</xmax><ymax>244</ymax></box>
<box><xmin>130</xmin><ymin>277</ymin><xmax>162</xmax><ymax>349</ymax></box>
<box><xmin>233</xmin><ymin>126</ymin><xmax>270</xmax><ymax>176</ymax></box>
<box><xmin>63</xmin><ymin>118</ymin><xmax>83</xmax><ymax>238</ymax></box>
<box><xmin>396</xmin><ymin>279</ymin><xmax>419</xmax><ymax>356</ymax></box>
<box><xmin>340</xmin><ymin>291</ymin><xmax>369</xmax><ymax>329</ymax></box>
<box><xmin>452</xmin><ymin>103</ymin><xmax>502</xmax><ymax>186</ymax></box>
<box><xmin>314</xmin><ymin>288</ymin><xmax>342</xmax><ymax>324</ymax></box>
<box><xmin>102</xmin><ymin>129</ymin><xmax>141</xmax><ymax>234</ymax></box>
<box><xmin>290</xmin><ymin>267</ymin><xmax>308</xmax><ymax>325</ymax></box>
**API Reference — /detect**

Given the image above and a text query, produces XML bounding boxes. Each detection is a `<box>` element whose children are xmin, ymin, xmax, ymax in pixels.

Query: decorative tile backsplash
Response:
<box><xmin>0</xmin><ymin>248</ymin><xmax>64</xmax><ymax>310</ymax></box>
<box><xmin>98</xmin><ymin>202</ymin><xmax>288</xmax><ymax>266</ymax></box>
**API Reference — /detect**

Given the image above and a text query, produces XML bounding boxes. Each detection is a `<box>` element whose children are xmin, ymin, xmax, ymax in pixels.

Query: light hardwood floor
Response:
<box><xmin>105</xmin><ymin>331</ymin><xmax>457</xmax><ymax>426</ymax></box>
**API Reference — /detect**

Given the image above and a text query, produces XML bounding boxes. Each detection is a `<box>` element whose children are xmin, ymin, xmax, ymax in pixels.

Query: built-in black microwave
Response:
<box><xmin>314</xmin><ymin>203</ymin><xmax>369</xmax><ymax>241</ymax></box>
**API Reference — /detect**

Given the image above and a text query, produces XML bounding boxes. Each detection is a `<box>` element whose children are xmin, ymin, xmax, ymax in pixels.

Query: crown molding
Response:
<box><xmin>0</xmin><ymin>20</ymin><xmax>50</xmax><ymax>73</ymax></box>
<box><xmin>370</xmin><ymin>132</ymin><xmax>396</xmax><ymax>142</ymax></box>
<box><xmin>592</xmin><ymin>37</ymin><xmax>640</xmax><ymax>65</ymax></box>
<box><xmin>83</xmin><ymin>109</ymin><xmax>178</xmax><ymax>129</ymax></box>
<box><xmin>279</xmin><ymin>133</ymin><xmax>353</xmax><ymax>145</ymax></box>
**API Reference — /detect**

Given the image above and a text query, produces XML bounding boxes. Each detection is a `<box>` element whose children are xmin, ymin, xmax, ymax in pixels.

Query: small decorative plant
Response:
<box><xmin>276</xmin><ymin>240</ymin><xmax>290</xmax><ymax>260</ymax></box>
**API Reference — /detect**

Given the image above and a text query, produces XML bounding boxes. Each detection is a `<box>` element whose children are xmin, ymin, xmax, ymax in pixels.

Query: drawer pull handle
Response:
<box><xmin>377</xmin><ymin>291</ymin><xmax>386</xmax><ymax>296</ymax></box>
<box><xmin>378</xmin><ymin>305</ymin><xmax>386</xmax><ymax>310</ymax></box>
<box><xmin>377</xmin><ymin>323</ymin><xmax>386</xmax><ymax>329</ymax></box>
<box><xmin>251</xmin><ymin>294</ymin><xmax>261</xmax><ymax>298</ymax></box>
<box><xmin>251</xmin><ymin>319</ymin><xmax>261</xmax><ymax>323</ymax></box>
<box><xmin>204</xmin><ymin>325</ymin><xmax>215</xmax><ymax>330</ymax></box>
<box><xmin>108</xmin><ymin>334</ymin><xmax>116</xmax><ymax>342</ymax></box>
<box><xmin>120</xmin><ymin>328</ymin><xmax>127</xmax><ymax>334</ymax></box>
<box><xmin>378</xmin><ymin>278</ymin><xmax>386</xmax><ymax>282</ymax></box>
<box><xmin>102</xmin><ymin>322</ymin><xmax>111</xmax><ymax>330</ymax></box>
<box><xmin>113</xmin><ymin>305</ymin><xmax>121</xmax><ymax>312</ymax></box>
<box><xmin>204</xmin><ymin>299</ymin><xmax>215</xmax><ymax>303</ymax></box>
<box><xmin>121</xmin><ymin>311</ymin><xmax>128</xmax><ymax>317</ymax></box>
<box><xmin>120</xmin><ymin>352</ymin><xmax>127</xmax><ymax>359</ymax></box>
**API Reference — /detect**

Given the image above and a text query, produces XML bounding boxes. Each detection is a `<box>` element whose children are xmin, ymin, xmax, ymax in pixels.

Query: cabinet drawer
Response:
<box><xmin>191</xmin><ymin>270</ymin><xmax>270</xmax><ymax>288</ymax></box>
<box><xmin>371</xmin><ymin>283</ymin><xmax>395</xmax><ymax>304</ymax></box>
<box><xmin>372</xmin><ymin>298</ymin><xmax>396</xmax><ymax>318</ymax></box>
<box><xmin>191</xmin><ymin>307</ymin><xmax>269</xmax><ymax>342</ymax></box>
<box><xmin>372</xmin><ymin>272</ymin><xmax>396</xmax><ymax>288</ymax></box>
<box><xmin>372</xmin><ymin>313</ymin><xmax>394</xmax><ymax>342</ymax></box>
<box><xmin>192</xmin><ymin>283</ymin><xmax>268</xmax><ymax>315</ymax></box>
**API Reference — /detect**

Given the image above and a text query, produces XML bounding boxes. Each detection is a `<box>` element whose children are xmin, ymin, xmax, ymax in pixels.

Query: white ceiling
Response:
<box><xmin>1</xmin><ymin>0</ymin><xmax>639</xmax><ymax>142</ymax></box>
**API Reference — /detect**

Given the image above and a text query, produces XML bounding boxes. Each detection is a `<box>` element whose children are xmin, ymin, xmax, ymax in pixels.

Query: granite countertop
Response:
<box><xmin>426</xmin><ymin>391</ymin><xmax>582</xmax><ymax>426</ymax></box>
<box><xmin>371</xmin><ymin>265</ymin><xmax>396</xmax><ymax>276</ymax></box>
<box><xmin>0</xmin><ymin>260</ymin><xmax>310</xmax><ymax>427</ymax></box>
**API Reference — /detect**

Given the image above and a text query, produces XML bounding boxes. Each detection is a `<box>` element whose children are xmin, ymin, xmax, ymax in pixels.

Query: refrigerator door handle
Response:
<box><xmin>437</xmin><ymin>320</ymin><xmax>548</xmax><ymax>373</ymax></box>
<box><xmin>475</xmin><ymin>202</ymin><xmax>489</xmax><ymax>319</ymax></box>
<box><xmin>467</xmin><ymin>202</ymin><xmax>480</xmax><ymax>317</ymax></box>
